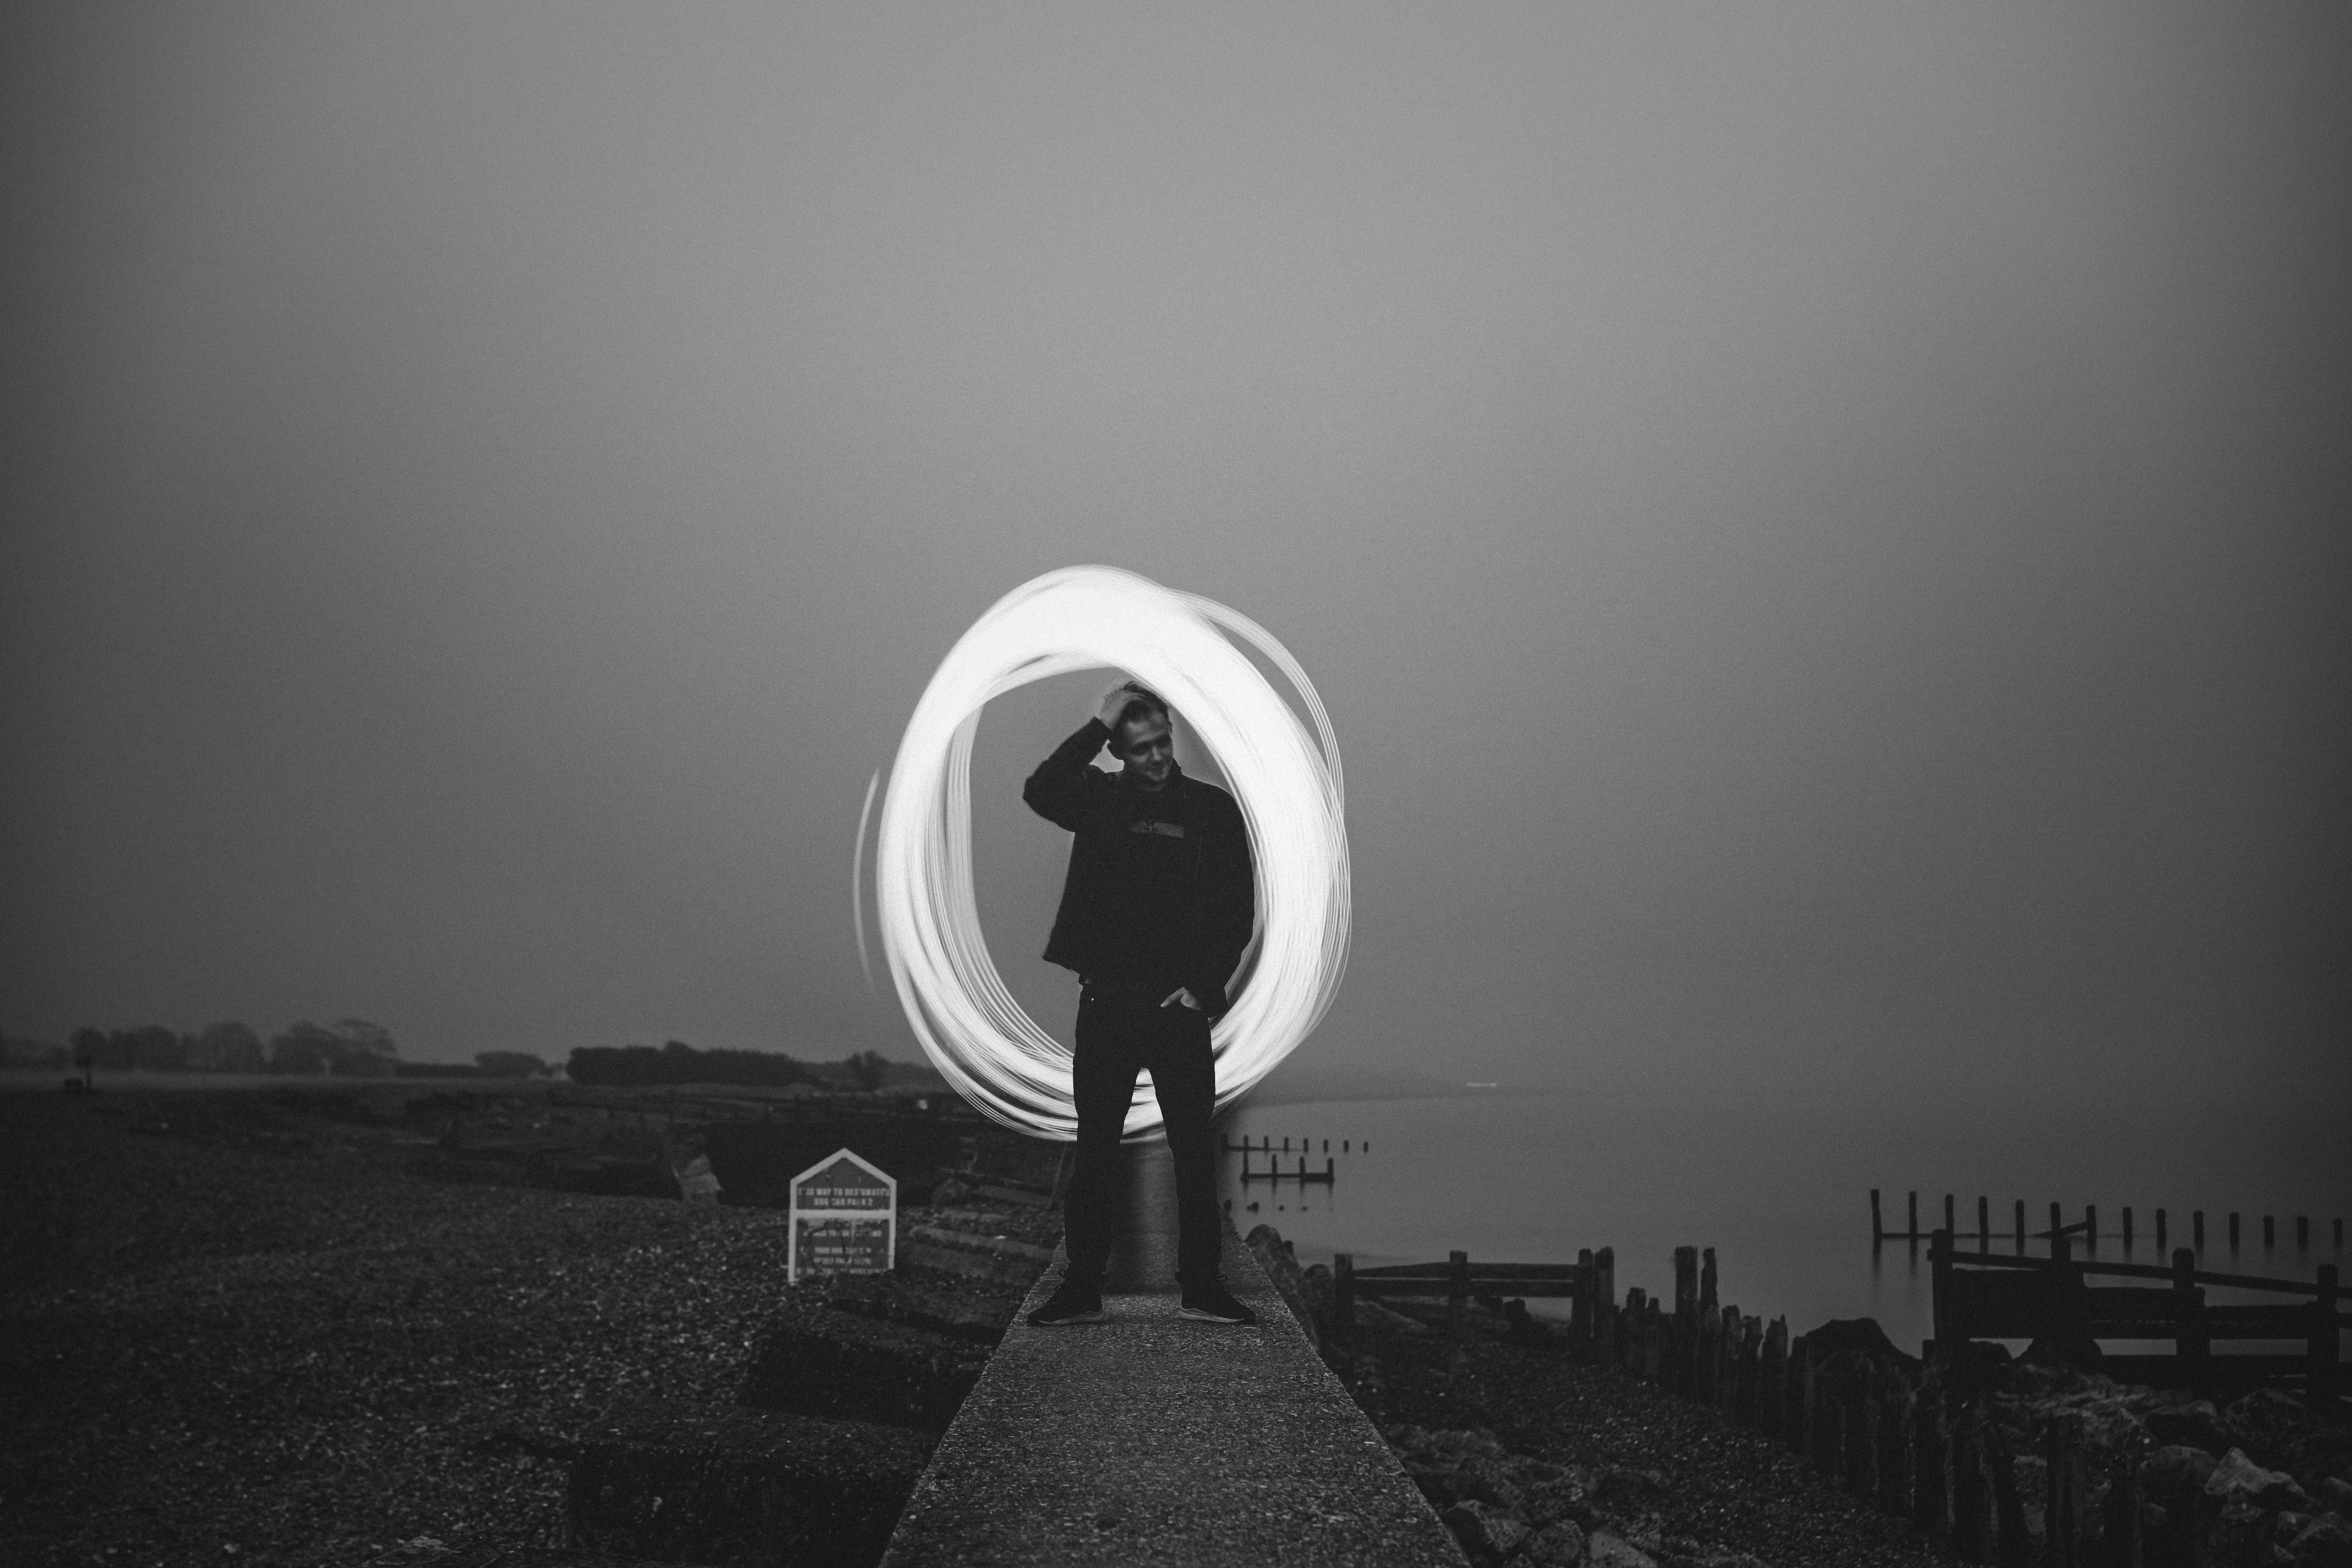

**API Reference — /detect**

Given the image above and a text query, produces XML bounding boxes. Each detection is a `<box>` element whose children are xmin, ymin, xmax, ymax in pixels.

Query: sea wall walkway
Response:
<box><xmin>881</xmin><ymin>1142</ymin><xmax>1467</xmax><ymax>1567</ymax></box>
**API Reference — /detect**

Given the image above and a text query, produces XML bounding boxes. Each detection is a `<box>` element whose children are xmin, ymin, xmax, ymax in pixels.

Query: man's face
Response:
<box><xmin>1114</xmin><ymin>713</ymin><xmax>1175</xmax><ymax>791</ymax></box>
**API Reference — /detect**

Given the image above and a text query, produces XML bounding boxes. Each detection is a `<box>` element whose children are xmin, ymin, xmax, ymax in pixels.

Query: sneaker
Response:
<box><xmin>1177</xmin><ymin>1282</ymin><xmax>1258</xmax><ymax>1325</ymax></box>
<box><xmin>1027</xmin><ymin>1280</ymin><xmax>1107</xmax><ymax>1326</ymax></box>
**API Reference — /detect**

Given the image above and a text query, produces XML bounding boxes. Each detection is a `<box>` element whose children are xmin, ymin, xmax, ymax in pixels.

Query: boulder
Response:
<box><xmin>2199</xmin><ymin>1501</ymin><xmax>2271</xmax><ymax>1567</ymax></box>
<box><xmin>1801</xmin><ymin>1317</ymin><xmax>1919</xmax><ymax>1371</ymax></box>
<box><xmin>2145</xmin><ymin>1443</ymin><xmax>2222</xmax><ymax>1503</ymax></box>
<box><xmin>1383</xmin><ymin>1422</ymin><xmax>1434</xmax><ymax>1453</ymax></box>
<box><xmin>2147</xmin><ymin>1400</ymin><xmax>2229</xmax><ymax>1454</ymax></box>
<box><xmin>1525</xmin><ymin>1521</ymin><xmax>1586</xmax><ymax>1565</ymax></box>
<box><xmin>1427</xmin><ymin>1426</ymin><xmax>1507</xmax><ymax>1459</ymax></box>
<box><xmin>2221</xmin><ymin>1388</ymin><xmax>2310</xmax><ymax>1459</ymax></box>
<box><xmin>1593</xmin><ymin>1464</ymin><xmax>1672</xmax><ymax>1512</ymax></box>
<box><xmin>2208</xmin><ymin>1447</ymin><xmax>2313</xmax><ymax>1511</ymax></box>
<box><xmin>1587</xmin><ymin>1531</ymin><xmax>1661</xmax><ymax>1568</ymax></box>
<box><xmin>1441</xmin><ymin>1500</ymin><xmax>1532</xmax><ymax>1564</ymax></box>
<box><xmin>1396</xmin><ymin>1452</ymin><xmax>1460</xmax><ymax>1511</ymax></box>
<box><xmin>1450</xmin><ymin>1453</ymin><xmax>1526</xmax><ymax>1511</ymax></box>
<box><xmin>1522</xmin><ymin>1474</ymin><xmax>1597</xmax><ymax>1530</ymax></box>
<box><xmin>2284</xmin><ymin>1509</ymin><xmax>2352</xmax><ymax>1566</ymax></box>
<box><xmin>2019</xmin><ymin>1333</ymin><xmax>2106</xmax><ymax>1376</ymax></box>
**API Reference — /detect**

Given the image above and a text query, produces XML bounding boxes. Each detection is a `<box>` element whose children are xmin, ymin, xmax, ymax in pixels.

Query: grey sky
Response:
<box><xmin>5</xmin><ymin>4</ymin><xmax>2346</xmax><ymax>1109</ymax></box>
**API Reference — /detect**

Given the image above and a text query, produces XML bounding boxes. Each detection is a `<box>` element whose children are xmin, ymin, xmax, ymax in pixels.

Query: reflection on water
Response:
<box><xmin>1212</xmin><ymin>1091</ymin><xmax>2352</xmax><ymax>1353</ymax></box>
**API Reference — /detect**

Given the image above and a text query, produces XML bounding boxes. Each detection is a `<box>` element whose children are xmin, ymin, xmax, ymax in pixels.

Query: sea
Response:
<box><xmin>1209</xmin><ymin>1090</ymin><xmax>2352</xmax><ymax>1354</ymax></box>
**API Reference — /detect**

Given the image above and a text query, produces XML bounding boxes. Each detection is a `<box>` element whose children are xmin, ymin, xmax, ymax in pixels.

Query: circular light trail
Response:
<box><xmin>871</xmin><ymin>566</ymin><xmax>1349</xmax><ymax>1140</ymax></box>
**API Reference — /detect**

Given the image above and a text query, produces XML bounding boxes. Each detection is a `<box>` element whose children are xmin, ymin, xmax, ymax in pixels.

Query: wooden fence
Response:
<box><xmin>1931</xmin><ymin>1231</ymin><xmax>2345</xmax><ymax>1402</ymax></box>
<box><xmin>1333</xmin><ymin>1248</ymin><xmax>1614</xmax><ymax>1353</ymax></box>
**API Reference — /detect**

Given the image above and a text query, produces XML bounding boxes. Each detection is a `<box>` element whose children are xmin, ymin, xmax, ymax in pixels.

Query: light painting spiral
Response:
<box><xmin>870</xmin><ymin>566</ymin><xmax>1349</xmax><ymax>1140</ymax></box>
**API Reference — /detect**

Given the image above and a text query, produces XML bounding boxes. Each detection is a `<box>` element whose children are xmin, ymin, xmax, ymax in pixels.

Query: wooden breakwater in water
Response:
<box><xmin>1873</xmin><ymin>1188</ymin><xmax>2348</xmax><ymax>1258</ymax></box>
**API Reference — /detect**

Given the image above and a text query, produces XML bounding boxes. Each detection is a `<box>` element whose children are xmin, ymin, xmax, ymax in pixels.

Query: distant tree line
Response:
<box><xmin>45</xmin><ymin>1021</ymin><xmax>881</xmax><ymax>1089</ymax></box>
<box><xmin>55</xmin><ymin>1018</ymin><xmax>535</xmax><ymax>1078</ymax></box>
<box><xmin>566</xmin><ymin>1039</ymin><xmax>819</xmax><ymax>1089</ymax></box>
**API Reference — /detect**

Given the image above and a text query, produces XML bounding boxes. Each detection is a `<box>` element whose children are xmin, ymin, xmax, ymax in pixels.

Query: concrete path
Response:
<box><xmin>881</xmin><ymin>1143</ymin><xmax>1467</xmax><ymax>1567</ymax></box>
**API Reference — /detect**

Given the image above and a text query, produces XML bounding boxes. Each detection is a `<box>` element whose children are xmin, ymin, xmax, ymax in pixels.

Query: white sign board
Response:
<box><xmin>788</xmin><ymin>1147</ymin><xmax>896</xmax><ymax>1285</ymax></box>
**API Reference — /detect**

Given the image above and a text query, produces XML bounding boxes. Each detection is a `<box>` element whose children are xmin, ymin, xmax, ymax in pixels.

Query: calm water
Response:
<box><xmin>1210</xmin><ymin>1091</ymin><xmax>2352</xmax><ymax>1353</ymax></box>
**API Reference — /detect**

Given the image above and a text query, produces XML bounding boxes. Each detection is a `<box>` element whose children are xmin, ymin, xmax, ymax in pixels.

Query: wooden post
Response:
<box><xmin>2109</xmin><ymin>1458</ymin><xmax>2145</xmax><ymax>1568</ymax></box>
<box><xmin>1595</xmin><ymin>1247</ymin><xmax>1616</xmax><ymax>1359</ymax></box>
<box><xmin>1736</xmin><ymin>1313</ymin><xmax>1762</xmax><ymax>1428</ymax></box>
<box><xmin>1574</xmin><ymin>1247</ymin><xmax>1595</xmax><ymax>1344</ymax></box>
<box><xmin>1672</xmin><ymin>1246</ymin><xmax>1698</xmax><ymax>1395</ymax></box>
<box><xmin>1792</xmin><ymin>1335</ymin><xmax>1816</xmax><ymax>1457</ymax></box>
<box><xmin>2048</xmin><ymin>1411</ymin><xmax>2085</xmax><ymax>1567</ymax></box>
<box><xmin>2297</xmin><ymin>1215</ymin><xmax>2309</xmax><ymax>1250</ymax></box>
<box><xmin>2193</xmin><ymin>1210</ymin><xmax>2205</xmax><ymax>1250</ymax></box>
<box><xmin>1333</xmin><ymin>1252</ymin><xmax>1355</xmax><ymax>1344</ymax></box>
<box><xmin>2173</xmin><ymin>1248</ymin><xmax>2207</xmax><ymax>1382</ymax></box>
<box><xmin>1908</xmin><ymin>1190</ymin><xmax>1919</xmax><ymax>1239</ymax></box>
<box><xmin>1723</xmin><ymin>1304</ymin><xmax>1742</xmax><ymax>1410</ymax></box>
<box><xmin>1987</xmin><ymin>1419</ymin><xmax>2027</xmax><ymax>1567</ymax></box>
<box><xmin>1978</xmin><ymin>1195</ymin><xmax>1990</xmax><ymax>1255</ymax></box>
<box><xmin>2156</xmin><ymin>1207</ymin><xmax>2167</xmax><ymax>1251</ymax></box>
<box><xmin>2310</xmin><ymin>1264</ymin><xmax>2339</xmax><ymax>1414</ymax></box>
<box><xmin>2049</xmin><ymin>1201</ymin><xmax>2063</xmax><ymax>1250</ymax></box>
<box><xmin>2085</xmin><ymin>1203</ymin><xmax>2097</xmax><ymax>1248</ymax></box>
<box><xmin>1931</xmin><ymin>1230</ymin><xmax>1961</xmax><ymax>1368</ymax></box>
<box><xmin>1814</xmin><ymin>1349</ymin><xmax>1844</xmax><ymax>1477</ymax></box>
<box><xmin>2229</xmin><ymin>1212</ymin><xmax>2240</xmax><ymax>1249</ymax></box>
<box><xmin>1878</xmin><ymin>1371</ymin><xmax>1912</xmax><ymax>1516</ymax></box>
<box><xmin>2263</xmin><ymin>1214</ymin><xmax>2275</xmax><ymax>1249</ymax></box>
<box><xmin>1699</xmin><ymin>1246</ymin><xmax>1719</xmax><ymax>1315</ymax></box>
<box><xmin>1953</xmin><ymin>1401</ymin><xmax>1990</xmax><ymax>1564</ymax></box>
<box><xmin>1446</xmin><ymin>1249</ymin><xmax>1470</xmax><ymax>1360</ymax></box>
<box><xmin>2015</xmin><ymin>1199</ymin><xmax>2026</xmax><ymax>1254</ymax></box>
<box><xmin>1761</xmin><ymin>1317</ymin><xmax>1789</xmax><ymax>1441</ymax></box>
<box><xmin>1843</xmin><ymin>1373</ymin><xmax>1874</xmax><ymax>1497</ymax></box>
<box><xmin>1944</xmin><ymin>1192</ymin><xmax>1956</xmax><ymax>1237</ymax></box>
<box><xmin>1872</xmin><ymin>1187</ymin><xmax>1884</xmax><ymax>1241</ymax></box>
<box><xmin>1914</xmin><ymin>1381</ymin><xmax>1952</xmax><ymax>1537</ymax></box>
<box><xmin>2122</xmin><ymin>1206</ymin><xmax>2133</xmax><ymax>1249</ymax></box>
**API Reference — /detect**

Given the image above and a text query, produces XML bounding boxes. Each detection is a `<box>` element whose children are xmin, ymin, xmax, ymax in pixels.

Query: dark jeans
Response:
<box><xmin>1062</xmin><ymin>984</ymin><xmax>1222</xmax><ymax>1292</ymax></box>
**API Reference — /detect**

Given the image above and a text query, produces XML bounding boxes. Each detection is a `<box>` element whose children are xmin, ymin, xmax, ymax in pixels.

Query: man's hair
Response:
<box><xmin>1109</xmin><ymin>683</ymin><xmax>1171</xmax><ymax>743</ymax></box>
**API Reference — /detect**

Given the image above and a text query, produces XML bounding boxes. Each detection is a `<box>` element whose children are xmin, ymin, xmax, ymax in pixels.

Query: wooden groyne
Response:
<box><xmin>1316</xmin><ymin>1236</ymin><xmax>2350</xmax><ymax>1567</ymax></box>
<box><xmin>1932</xmin><ymin>1232</ymin><xmax>2345</xmax><ymax>1404</ymax></box>
<box><xmin>1236</xmin><ymin>1149</ymin><xmax>1335</xmax><ymax>1185</ymax></box>
<box><xmin>1872</xmin><ymin>1187</ymin><xmax>2348</xmax><ymax>1256</ymax></box>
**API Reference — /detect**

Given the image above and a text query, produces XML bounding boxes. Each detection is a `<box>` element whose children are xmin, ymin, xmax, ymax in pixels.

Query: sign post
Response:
<box><xmin>788</xmin><ymin>1147</ymin><xmax>896</xmax><ymax>1284</ymax></box>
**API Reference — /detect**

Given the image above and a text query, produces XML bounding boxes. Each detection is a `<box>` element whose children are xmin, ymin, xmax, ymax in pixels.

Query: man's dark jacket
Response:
<box><xmin>1022</xmin><ymin>719</ymin><xmax>1256</xmax><ymax>1017</ymax></box>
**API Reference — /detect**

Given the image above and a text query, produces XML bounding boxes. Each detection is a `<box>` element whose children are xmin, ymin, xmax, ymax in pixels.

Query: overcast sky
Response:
<box><xmin>5</xmin><ymin>4</ymin><xmax>2346</xmax><ymax>1109</ymax></box>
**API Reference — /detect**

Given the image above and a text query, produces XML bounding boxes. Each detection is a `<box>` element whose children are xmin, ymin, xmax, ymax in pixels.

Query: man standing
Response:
<box><xmin>1020</xmin><ymin>679</ymin><xmax>1258</xmax><ymax>1326</ymax></box>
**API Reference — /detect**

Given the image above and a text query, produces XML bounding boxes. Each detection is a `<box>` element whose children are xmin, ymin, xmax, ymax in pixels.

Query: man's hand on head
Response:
<box><xmin>1160</xmin><ymin>988</ymin><xmax>1204</xmax><ymax>1012</ymax></box>
<box><xmin>1096</xmin><ymin>680</ymin><xmax>1153</xmax><ymax>731</ymax></box>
